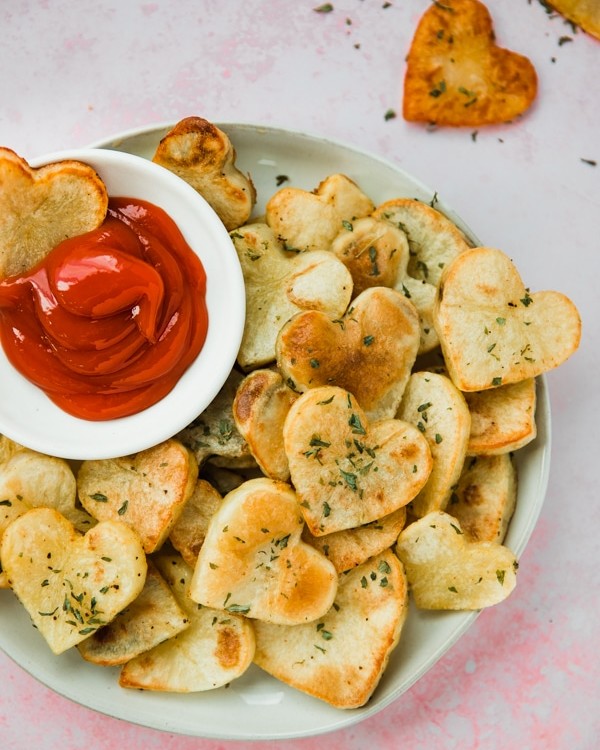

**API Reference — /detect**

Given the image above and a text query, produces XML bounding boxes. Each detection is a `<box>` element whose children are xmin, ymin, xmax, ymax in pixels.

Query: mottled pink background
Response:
<box><xmin>1</xmin><ymin>1</ymin><xmax>598</xmax><ymax>748</ymax></box>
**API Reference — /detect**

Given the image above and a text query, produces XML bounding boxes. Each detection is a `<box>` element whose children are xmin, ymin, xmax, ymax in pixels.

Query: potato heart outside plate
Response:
<box><xmin>402</xmin><ymin>0</ymin><xmax>538</xmax><ymax>127</ymax></box>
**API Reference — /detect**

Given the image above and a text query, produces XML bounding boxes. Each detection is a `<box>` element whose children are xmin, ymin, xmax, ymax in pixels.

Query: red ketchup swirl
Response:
<box><xmin>0</xmin><ymin>197</ymin><xmax>208</xmax><ymax>420</ymax></box>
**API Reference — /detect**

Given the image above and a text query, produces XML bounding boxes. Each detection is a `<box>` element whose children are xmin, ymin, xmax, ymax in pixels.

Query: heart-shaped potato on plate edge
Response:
<box><xmin>0</xmin><ymin>147</ymin><xmax>108</xmax><ymax>279</ymax></box>
<box><xmin>433</xmin><ymin>247</ymin><xmax>582</xmax><ymax>391</ymax></box>
<box><xmin>396</xmin><ymin>510</ymin><xmax>517</xmax><ymax>610</ymax></box>
<box><xmin>152</xmin><ymin>116</ymin><xmax>256</xmax><ymax>232</ymax></box>
<box><xmin>253</xmin><ymin>549</ymin><xmax>408</xmax><ymax>709</ymax></box>
<box><xmin>277</xmin><ymin>286</ymin><xmax>420</xmax><ymax>421</ymax></box>
<box><xmin>1</xmin><ymin>507</ymin><xmax>147</xmax><ymax>654</ymax></box>
<box><xmin>189</xmin><ymin>477</ymin><xmax>338</xmax><ymax>625</ymax></box>
<box><xmin>284</xmin><ymin>386</ymin><xmax>432</xmax><ymax>536</ymax></box>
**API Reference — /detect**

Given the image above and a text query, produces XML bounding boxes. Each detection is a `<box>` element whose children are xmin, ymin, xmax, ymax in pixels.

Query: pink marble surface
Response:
<box><xmin>1</xmin><ymin>1</ymin><xmax>598</xmax><ymax>748</ymax></box>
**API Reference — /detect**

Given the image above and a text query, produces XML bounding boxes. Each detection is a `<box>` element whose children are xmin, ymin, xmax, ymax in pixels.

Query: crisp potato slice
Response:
<box><xmin>465</xmin><ymin>378</ymin><xmax>537</xmax><ymax>455</ymax></box>
<box><xmin>330</xmin><ymin>216</ymin><xmax>408</xmax><ymax>297</ymax></box>
<box><xmin>169</xmin><ymin>478</ymin><xmax>223</xmax><ymax>567</ymax></box>
<box><xmin>547</xmin><ymin>0</ymin><xmax>600</xmax><ymax>39</ymax></box>
<box><xmin>231</xmin><ymin>223</ymin><xmax>353</xmax><ymax>370</ymax></box>
<box><xmin>303</xmin><ymin>508</ymin><xmax>406</xmax><ymax>573</ymax></box>
<box><xmin>449</xmin><ymin>454</ymin><xmax>516</xmax><ymax>543</ymax></box>
<box><xmin>373</xmin><ymin>198</ymin><xmax>471</xmax><ymax>287</ymax></box>
<box><xmin>190</xmin><ymin>477</ymin><xmax>338</xmax><ymax>625</ymax></box>
<box><xmin>402</xmin><ymin>0</ymin><xmax>538</xmax><ymax>126</ymax></box>
<box><xmin>77</xmin><ymin>560</ymin><xmax>189</xmax><ymax>666</ymax></box>
<box><xmin>1</xmin><ymin>507</ymin><xmax>147</xmax><ymax>654</ymax></box>
<box><xmin>152</xmin><ymin>116</ymin><xmax>256</xmax><ymax>231</ymax></box>
<box><xmin>119</xmin><ymin>552</ymin><xmax>255</xmax><ymax>691</ymax></box>
<box><xmin>396</xmin><ymin>510</ymin><xmax>517</xmax><ymax>609</ymax></box>
<box><xmin>233</xmin><ymin>369</ymin><xmax>298</xmax><ymax>481</ymax></box>
<box><xmin>253</xmin><ymin>550</ymin><xmax>408</xmax><ymax>709</ymax></box>
<box><xmin>284</xmin><ymin>387</ymin><xmax>432</xmax><ymax>536</ymax></box>
<box><xmin>277</xmin><ymin>286</ymin><xmax>420</xmax><ymax>421</ymax></box>
<box><xmin>0</xmin><ymin>147</ymin><xmax>108</xmax><ymax>279</ymax></box>
<box><xmin>77</xmin><ymin>439</ymin><xmax>198</xmax><ymax>554</ymax></box>
<box><xmin>396</xmin><ymin>371</ymin><xmax>471</xmax><ymax>518</ymax></box>
<box><xmin>177</xmin><ymin>369</ymin><xmax>254</xmax><ymax>469</ymax></box>
<box><xmin>372</xmin><ymin>199</ymin><xmax>471</xmax><ymax>353</ymax></box>
<box><xmin>433</xmin><ymin>247</ymin><xmax>581</xmax><ymax>391</ymax></box>
<box><xmin>265</xmin><ymin>173</ymin><xmax>374</xmax><ymax>253</ymax></box>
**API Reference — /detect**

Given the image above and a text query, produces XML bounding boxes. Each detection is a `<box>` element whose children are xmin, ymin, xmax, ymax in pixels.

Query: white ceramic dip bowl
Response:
<box><xmin>0</xmin><ymin>148</ymin><xmax>245</xmax><ymax>459</ymax></box>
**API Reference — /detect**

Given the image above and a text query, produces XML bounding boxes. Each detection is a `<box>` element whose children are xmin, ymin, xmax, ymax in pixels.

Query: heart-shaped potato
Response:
<box><xmin>0</xmin><ymin>445</ymin><xmax>76</xmax><ymax>534</ymax></box>
<box><xmin>0</xmin><ymin>443</ymin><xmax>98</xmax><ymax>586</ymax></box>
<box><xmin>265</xmin><ymin>173</ymin><xmax>374</xmax><ymax>253</ymax></box>
<box><xmin>152</xmin><ymin>117</ymin><xmax>256</xmax><ymax>231</ymax></box>
<box><xmin>233</xmin><ymin>369</ymin><xmax>298</xmax><ymax>481</ymax></box>
<box><xmin>396</xmin><ymin>371</ymin><xmax>471</xmax><ymax>517</ymax></box>
<box><xmin>277</xmin><ymin>286</ymin><xmax>421</xmax><ymax>421</ymax></box>
<box><xmin>231</xmin><ymin>223</ymin><xmax>353</xmax><ymax>369</ymax></box>
<box><xmin>189</xmin><ymin>477</ymin><xmax>338</xmax><ymax>625</ymax></box>
<box><xmin>120</xmin><ymin>552</ymin><xmax>255</xmax><ymax>692</ymax></box>
<box><xmin>253</xmin><ymin>549</ymin><xmax>408</xmax><ymax>708</ymax></box>
<box><xmin>396</xmin><ymin>510</ymin><xmax>518</xmax><ymax>610</ymax></box>
<box><xmin>77</xmin><ymin>438</ymin><xmax>198</xmax><ymax>554</ymax></box>
<box><xmin>449</xmin><ymin>454</ymin><xmax>516</xmax><ymax>543</ymax></box>
<box><xmin>433</xmin><ymin>247</ymin><xmax>581</xmax><ymax>390</ymax></box>
<box><xmin>402</xmin><ymin>0</ymin><xmax>538</xmax><ymax>126</ymax></box>
<box><xmin>0</xmin><ymin>147</ymin><xmax>108</xmax><ymax>279</ymax></box>
<box><xmin>465</xmin><ymin>378</ymin><xmax>537</xmax><ymax>455</ymax></box>
<box><xmin>1</xmin><ymin>507</ymin><xmax>147</xmax><ymax>654</ymax></box>
<box><xmin>329</xmin><ymin>216</ymin><xmax>408</xmax><ymax>297</ymax></box>
<box><xmin>284</xmin><ymin>386</ymin><xmax>432</xmax><ymax>536</ymax></box>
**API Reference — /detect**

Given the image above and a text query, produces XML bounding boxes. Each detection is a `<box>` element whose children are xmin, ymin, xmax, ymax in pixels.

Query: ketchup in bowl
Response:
<box><xmin>0</xmin><ymin>197</ymin><xmax>208</xmax><ymax>420</ymax></box>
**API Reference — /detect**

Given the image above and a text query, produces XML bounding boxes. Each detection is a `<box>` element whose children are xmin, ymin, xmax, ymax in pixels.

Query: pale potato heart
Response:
<box><xmin>433</xmin><ymin>247</ymin><xmax>581</xmax><ymax>391</ymax></box>
<box><xmin>77</xmin><ymin>438</ymin><xmax>198</xmax><ymax>554</ymax></box>
<box><xmin>395</xmin><ymin>510</ymin><xmax>517</xmax><ymax>610</ymax></box>
<box><xmin>190</xmin><ymin>477</ymin><xmax>338</xmax><ymax>625</ymax></box>
<box><xmin>1</xmin><ymin>507</ymin><xmax>147</xmax><ymax>654</ymax></box>
<box><xmin>152</xmin><ymin>116</ymin><xmax>256</xmax><ymax>232</ymax></box>
<box><xmin>0</xmin><ymin>147</ymin><xmax>108</xmax><ymax>279</ymax></box>
<box><xmin>231</xmin><ymin>223</ymin><xmax>353</xmax><ymax>370</ymax></box>
<box><xmin>284</xmin><ymin>386</ymin><xmax>432</xmax><ymax>536</ymax></box>
<box><xmin>277</xmin><ymin>286</ymin><xmax>421</xmax><ymax>421</ymax></box>
<box><xmin>265</xmin><ymin>173</ymin><xmax>374</xmax><ymax>253</ymax></box>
